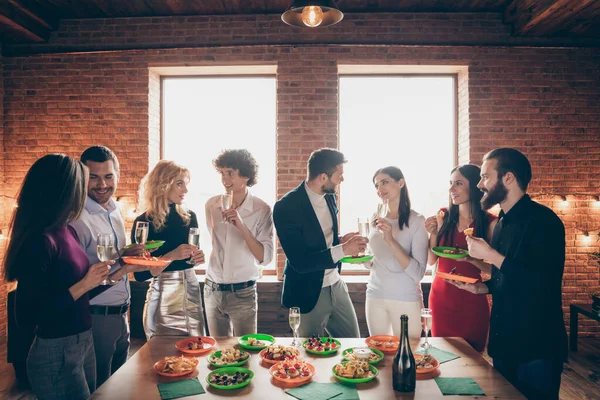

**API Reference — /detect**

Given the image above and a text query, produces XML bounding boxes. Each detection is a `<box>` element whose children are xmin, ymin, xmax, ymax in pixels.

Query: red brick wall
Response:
<box><xmin>0</xmin><ymin>13</ymin><xmax>599</xmax><ymax>338</ymax></box>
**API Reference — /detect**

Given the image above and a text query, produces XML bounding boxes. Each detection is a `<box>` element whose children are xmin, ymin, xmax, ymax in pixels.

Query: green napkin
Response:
<box><xmin>416</xmin><ymin>347</ymin><xmax>460</xmax><ymax>364</ymax></box>
<box><xmin>157</xmin><ymin>378</ymin><xmax>205</xmax><ymax>400</ymax></box>
<box><xmin>434</xmin><ymin>377</ymin><xmax>485</xmax><ymax>396</ymax></box>
<box><xmin>330</xmin><ymin>382</ymin><xmax>360</xmax><ymax>400</ymax></box>
<box><xmin>286</xmin><ymin>382</ymin><xmax>343</xmax><ymax>400</ymax></box>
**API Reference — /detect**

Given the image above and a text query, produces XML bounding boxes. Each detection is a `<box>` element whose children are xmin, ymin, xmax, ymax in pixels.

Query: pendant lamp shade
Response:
<box><xmin>281</xmin><ymin>0</ymin><xmax>344</xmax><ymax>28</ymax></box>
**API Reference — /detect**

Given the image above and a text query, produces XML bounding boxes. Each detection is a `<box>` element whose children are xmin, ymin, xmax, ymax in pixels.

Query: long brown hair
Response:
<box><xmin>4</xmin><ymin>154</ymin><xmax>88</xmax><ymax>282</ymax></box>
<box><xmin>372</xmin><ymin>166</ymin><xmax>411</xmax><ymax>230</ymax></box>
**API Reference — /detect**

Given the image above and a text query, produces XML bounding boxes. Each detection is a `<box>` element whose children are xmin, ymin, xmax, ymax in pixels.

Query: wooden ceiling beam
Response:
<box><xmin>0</xmin><ymin>1</ymin><xmax>53</xmax><ymax>42</ymax></box>
<box><xmin>8</xmin><ymin>0</ymin><xmax>57</xmax><ymax>29</ymax></box>
<box><xmin>510</xmin><ymin>0</ymin><xmax>599</xmax><ymax>36</ymax></box>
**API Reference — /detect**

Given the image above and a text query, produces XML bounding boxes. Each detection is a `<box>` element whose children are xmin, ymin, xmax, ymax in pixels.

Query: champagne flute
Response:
<box><xmin>358</xmin><ymin>216</ymin><xmax>370</xmax><ymax>256</ymax></box>
<box><xmin>187</xmin><ymin>227</ymin><xmax>200</xmax><ymax>265</ymax></box>
<box><xmin>135</xmin><ymin>221</ymin><xmax>149</xmax><ymax>246</ymax></box>
<box><xmin>221</xmin><ymin>192</ymin><xmax>234</xmax><ymax>223</ymax></box>
<box><xmin>377</xmin><ymin>199</ymin><xmax>389</xmax><ymax>220</ymax></box>
<box><xmin>97</xmin><ymin>233</ymin><xmax>115</xmax><ymax>285</ymax></box>
<box><xmin>289</xmin><ymin>307</ymin><xmax>301</xmax><ymax>347</ymax></box>
<box><xmin>421</xmin><ymin>308</ymin><xmax>432</xmax><ymax>349</ymax></box>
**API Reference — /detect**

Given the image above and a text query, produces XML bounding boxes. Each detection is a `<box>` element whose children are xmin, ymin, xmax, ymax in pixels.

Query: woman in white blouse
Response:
<box><xmin>365</xmin><ymin>166</ymin><xmax>429</xmax><ymax>340</ymax></box>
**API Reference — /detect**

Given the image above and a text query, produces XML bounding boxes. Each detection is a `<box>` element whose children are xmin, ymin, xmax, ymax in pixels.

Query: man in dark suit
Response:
<box><xmin>273</xmin><ymin>148</ymin><xmax>367</xmax><ymax>337</ymax></box>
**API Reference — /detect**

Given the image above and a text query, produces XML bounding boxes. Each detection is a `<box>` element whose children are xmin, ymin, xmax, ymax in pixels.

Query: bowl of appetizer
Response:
<box><xmin>365</xmin><ymin>335</ymin><xmax>400</xmax><ymax>354</ymax></box>
<box><xmin>206</xmin><ymin>367</ymin><xmax>254</xmax><ymax>390</ymax></box>
<box><xmin>431</xmin><ymin>246</ymin><xmax>469</xmax><ymax>259</ymax></box>
<box><xmin>269</xmin><ymin>359</ymin><xmax>315</xmax><ymax>384</ymax></box>
<box><xmin>341</xmin><ymin>347</ymin><xmax>384</xmax><ymax>365</ymax></box>
<box><xmin>238</xmin><ymin>334</ymin><xmax>275</xmax><ymax>351</ymax></box>
<box><xmin>208</xmin><ymin>348</ymin><xmax>250</xmax><ymax>367</ymax></box>
<box><xmin>121</xmin><ymin>254</ymin><xmax>172</xmax><ymax>267</ymax></box>
<box><xmin>259</xmin><ymin>344</ymin><xmax>300</xmax><ymax>365</ymax></box>
<box><xmin>302</xmin><ymin>336</ymin><xmax>341</xmax><ymax>355</ymax></box>
<box><xmin>175</xmin><ymin>336</ymin><xmax>216</xmax><ymax>355</ymax></box>
<box><xmin>153</xmin><ymin>356</ymin><xmax>198</xmax><ymax>377</ymax></box>
<box><xmin>332</xmin><ymin>360</ymin><xmax>378</xmax><ymax>384</ymax></box>
<box><xmin>415</xmin><ymin>353</ymin><xmax>440</xmax><ymax>374</ymax></box>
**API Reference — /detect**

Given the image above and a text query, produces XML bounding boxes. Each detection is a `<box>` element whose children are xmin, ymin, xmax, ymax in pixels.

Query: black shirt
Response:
<box><xmin>132</xmin><ymin>204</ymin><xmax>198</xmax><ymax>282</ymax></box>
<box><xmin>485</xmin><ymin>195</ymin><xmax>567</xmax><ymax>363</ymax></box>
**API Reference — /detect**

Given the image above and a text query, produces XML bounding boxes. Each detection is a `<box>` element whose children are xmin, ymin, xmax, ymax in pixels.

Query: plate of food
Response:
<box><xmin>341</xmin><ymin>347</ymin><xmax>384</xmax><ymax>365</ymax></box>
<box><xmin>340</xmin><ymin>254</ymin><xmax>374</xmax><ymax>264</ymax></box>
<box><xmin>302</xmin><ymin>336</ymin><xmax>341</xmax><ymax>355</ymax></box>
<box><xmin>415</xmin><ymin>353</ymin><xmax>440</xmax><ymax>374</ymax></box>
<box><xmin>206</xmin><ymin>367</ymin><xmax>254</xmax><ymax>390</ymax></box>
<box><xmin>121</xmin><ymin>255</ymin><xmax>172</xmax><ymax>268</ymax></box>
<box><xmin>332</xmin><ymin>361</ymin><xmax>378</xmax><ymax>384</ymax></box>
<box><xmin>259</xmin><ymin>344</ymin><xmax>300</xmax><ymax>365</ymax></box>
<box><xmin>365</xmin><ymin>335</ymin><xmax>400</xmax><ymax>354</ymax></box>
<box><xmin>436</xmin><ymin>271</ymin><xmax>478</xmax><ymax>284</ymax></box>
<box><xmin>175</xmin><ymin>336</ymin><xmax>216</xmax><ymax>355</ymax></box>
<box><xmin>238</xmin><ymin>334</ymin><xmax>275</xmax><ymax>350</ymax></box>
<box><xmin>208</xmin><ymin>348</ymin><xmax>250</xmax><ymax>367</ymax></box>
<box><xmin>124</xmin><ymin>240</ymin><xmax>165</xmax><ymax>250</ymax></box>
<box><xmin>431</xmin><ymin>246</ymin><xmax>469</xmax><ymax>259</ymax></box>
<box><xmin>269</xmin><ymin>359</ymin><xmax>315</xmax><ymax>384</ymax></box>
<box><xmin>153</xmin><ymin>355</ymin><xmax>198</xmax><ymax>377</ymax></box>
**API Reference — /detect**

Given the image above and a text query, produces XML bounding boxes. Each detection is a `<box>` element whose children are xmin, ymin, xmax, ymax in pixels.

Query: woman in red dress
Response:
<box><xmin>425</xmin><ymin>164</ymin><xmax>497</xmax><ymax>352</ymax></box>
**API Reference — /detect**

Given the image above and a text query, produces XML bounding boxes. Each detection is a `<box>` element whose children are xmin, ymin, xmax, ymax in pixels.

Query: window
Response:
<box><xmin>339</xmin><ymin>75</ymin><xmax>456</xmax><ymax>270</ymax></box>
<box><xmin>162</xmin><ymin>75</ymin><xmax>277</xmax><ymax>270</ymax></box>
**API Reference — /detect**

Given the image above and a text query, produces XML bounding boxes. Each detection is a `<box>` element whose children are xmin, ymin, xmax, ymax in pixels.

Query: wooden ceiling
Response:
<box><xmin>1</xmin><ymin>0</ymin><xmax>599</xmax><ymax>44</ymax></box>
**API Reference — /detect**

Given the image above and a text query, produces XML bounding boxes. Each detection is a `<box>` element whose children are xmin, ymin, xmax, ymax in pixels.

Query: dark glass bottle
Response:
<box><xmin>392</xmin><ymin>314</ymin><xmax>416</xmax><ymax>392</ymax></box>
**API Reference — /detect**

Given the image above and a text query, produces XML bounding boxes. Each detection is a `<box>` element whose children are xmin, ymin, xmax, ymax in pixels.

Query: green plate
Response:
<box><xmin>302</xmin><ymin>337</ymin><xmax>341</xmax><ymax>355</ymax></box>
<box><xmin>208</xmin><ymin>350</ymin><xmax>250</xmax><ymax>368</ymax></box>
<box><xmin>341</xmin><ymin>347</ymin><xmax>385</xmax><ymax>365</ymax></box>
<box><xmin>206</xmin><ymin>367</ymin><xmax>254</xmax><ymax>390</ymax></box>
<box><xmin>238</xmin><ymin>334</ymin><xmax>275</xmax><ymax>351</ymax></box>
<box><xmin>332</xmin><ymin>362</ymin><xmax>379</xmax><ymax>383</ymax></box>
<box><xmin>432</xmin><ymin>246</ymin><xmax>469</xmax><ymax>259</ymax></box>
<box><xmin>124</xmin><ymin>240</ymin><xmax>165</xmax><ymax>250</ymax></box>
<box><xmin>340</xmin><ymin>255</ymin><xmax>374</xmax><ymax>264</ymax></box>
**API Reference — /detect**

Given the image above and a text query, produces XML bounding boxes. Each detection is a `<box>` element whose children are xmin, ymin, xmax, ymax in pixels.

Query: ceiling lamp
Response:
<box><xmin>282</xmin><ymin>0</ymin><xmax>344</xmax><ymax>28</ymax></box>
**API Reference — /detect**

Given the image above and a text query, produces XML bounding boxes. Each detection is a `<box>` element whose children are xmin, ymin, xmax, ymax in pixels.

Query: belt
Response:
<box><xmin>89</xmin><ymin>303</ymin><xmax>130</xmax><ymax>316</ymax></box>
<box><xmin>205</xmin><ymin>279</ymin><xmax>256</xmax><ymax>292</ymax></box>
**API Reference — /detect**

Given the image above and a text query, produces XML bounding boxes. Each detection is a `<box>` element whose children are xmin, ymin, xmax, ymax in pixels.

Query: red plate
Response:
<box><xmin>153</xmin><ymin>356</ymin><xmax>199</xmax><ymax>377</ymax></box>
<box><xmin>365</xmin><ymin>335</ymin><xmax>400</xmax><ymax>354</ymax></box>
<box><xmin>436</xmin><ymin>271</ymin><xmax>478</xmax><ymax>284</ymax></box>
<box><xmin>175</xmin><ymin>336</ymin><xmax>216</xmax><ymax>355</ymax></box>
<box><xmin>121</xmin><ymin>256</ymin><xmax>172</xmax><ymax>268</ymax></box>
<box><xmin>259</xmin><ymin>347</ymin><xmax>300</xmax><ymax>365</ymax></box>
<box><xmin>415</xmin><ymin>354</ymin><xmax>440</xmax><ymax>374</ymax></box>
<box><xmin>269</xmin><ymin>360</ymin><xmax>315</xmax><ymax>384</ymax></box>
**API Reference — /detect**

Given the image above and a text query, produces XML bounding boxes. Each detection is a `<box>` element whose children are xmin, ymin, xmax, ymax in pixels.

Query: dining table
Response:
<box><xmin>90</xmin><ymin>336</ymin><xmax>525</xmax><ymax>399</ymax></box>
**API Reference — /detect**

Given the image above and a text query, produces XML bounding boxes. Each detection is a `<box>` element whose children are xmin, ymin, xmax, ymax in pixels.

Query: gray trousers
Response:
<box><xmin>298</xmin><ymin>279</ymin><xmax>360</xmax><ymax>338</ymax></box>
<box><xmin>204</xmin><ymin>284</ymin><xmax>257</xmax><ymax>337</ymax></box>
<box><xmin>27</xmin><ymin>329</ymin><xmax>95</xmax><ymax>400</ymax></box>
<box><xmin>91</xmin><ymin>313</ymin><xmax>130</xmax><ymax>388</ymax></box>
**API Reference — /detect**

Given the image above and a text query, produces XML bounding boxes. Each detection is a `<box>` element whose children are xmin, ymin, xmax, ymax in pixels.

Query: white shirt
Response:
<box><xmin>205</xmin><ymin>191</ymin><xmax>274</xmax><ymax>284</ymax></box>
<box><xmin>304</xmin><ymin>182</ymin><xmax>345</xmax><ymax>287</ymax></box>
<box><xmin>70</xmin><ymin>197</ymin><xmax>129</xmax><ymax>306</ymax></box>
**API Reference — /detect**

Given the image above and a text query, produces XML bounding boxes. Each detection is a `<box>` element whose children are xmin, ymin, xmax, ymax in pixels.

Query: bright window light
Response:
<box><xmin>163</xmin><ymin>76</ymin><xmax>277</xmax><ymax>269</ymax></box>
<box><xmin>339</xmin><ymin>76</ymin><xmax>455</xmax><ymax>269</ymax></box>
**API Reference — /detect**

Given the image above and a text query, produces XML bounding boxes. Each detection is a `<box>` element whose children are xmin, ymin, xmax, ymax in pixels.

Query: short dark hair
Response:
<box><xmin>213</xmin><ymin>149</ymin><xmax>259</xmax><ymax>187</ymax></box>
<box><xmin>483</xmin><ymin>148</ymin><xmax>532</xmax><ymax>190</ymax></box>
<box><xmin>81</xmin><ymin>146</ymin><xmax>120</xmax><ymax>173</ymax></box>
<box><xmin>307</xmin><ymin>148</ymin><xmax>346</xmax><ymax>180</ymax></box>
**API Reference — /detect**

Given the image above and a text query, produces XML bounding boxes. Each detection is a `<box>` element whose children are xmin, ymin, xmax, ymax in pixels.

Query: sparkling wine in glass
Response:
<box><xmin>358</xmin><ymin>216</ymin><xmax>370</xmax><ymax>256</ymax></box>
<box><xmin>421</xmin><ymin>308</ymin><xmax>433</xmax><ymax>349</ymax></box>
<box><xmin>289</xmin><ymin>307</ymin><xmax>301</xmax><ymax>347</ymax></box>
<box><xmin>135</xmin><ymin>221</ymin><xmax>149</xmax><ymax>245</ymax></box>
<box><xmin>187</xmin><ymin>227</ymin><xmax>200</xmax><ymax>265</ymax></box>
<box><xmin>221</xmin><ymin>193</ymin><xmax>234</xmax><ymax>223</ymax></box>
<box><xmin>377</xmin><ymin>199</ymin><xmax>389</xmax><ymax>219</ymax></box>
<box><xmin>97</xmin><ymin>233</ymin><xmax>114</xmax><ymax>285</ymax></box>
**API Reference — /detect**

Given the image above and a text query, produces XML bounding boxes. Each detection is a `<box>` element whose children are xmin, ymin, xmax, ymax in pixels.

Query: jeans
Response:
<box><xmin>494</xmin><ymin>358</ymin><xmax>563</xmax><ymax>400</ymax></box>
<box><xmin>204</xmin><ymin>284</ymin><xmax>257</xmax><ymax>337</ymax></box>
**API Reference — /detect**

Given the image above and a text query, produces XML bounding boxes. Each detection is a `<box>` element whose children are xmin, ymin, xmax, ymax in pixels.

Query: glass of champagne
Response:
<box><xmin>221</xmin><ymin>193</ymin><xmax>234</xmax><ymax>223</ymax></box>
<box><xmin>289</xmin><ymin>307</ymin><xmax>301</xmax><ymax>347</ymax></box>
<box><xmin>421</xmin><ymin>308</ymin><xmax>433</xmax><ymax>349</ymax></box>
<box><xmin>135</xmin><ymin>221</ymin><xmax>149</xmax><ymax>246</ymax></box>
<box><xmin>97</xmin><ymin>233</ymin><xmax>114</xmax><ymax>285</ymax></box>
<box><xmin>187</xmin><ymin>227</ymin><xmax>200</xmax><ymax>265</ymax></box>
<box><xmin>358</xmin><ymin>216</ymin><xmax>370</xmax><ymax>255</ymax></box>
<box><xmin>376</xmin><ymin>199</ymin><xmax>389</xmax><ymax>232</ymax></box>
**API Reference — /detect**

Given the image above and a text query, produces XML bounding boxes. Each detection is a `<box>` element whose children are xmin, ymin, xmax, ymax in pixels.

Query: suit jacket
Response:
<box><xmin>273</xmin><ymin>181</ymin><xmax>341</xmax><ymax>313</ymax></box>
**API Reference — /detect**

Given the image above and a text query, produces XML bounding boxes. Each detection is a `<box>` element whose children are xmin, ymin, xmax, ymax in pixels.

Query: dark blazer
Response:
<box><xmin>273</xmin><ymin>181</ymin><xmax>341</xmax><ymax>313</ymax></box>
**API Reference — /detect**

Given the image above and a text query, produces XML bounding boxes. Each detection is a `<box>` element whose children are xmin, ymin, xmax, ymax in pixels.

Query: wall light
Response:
<box><xmin>0</xmin><ymin>229</ymin><xmax>6</xmax><ymax>240</ymax></box>
<box><xmin>282</xmin><ymin>0</ymin><xmax>343</xmax><ymax>28</ymax></box>
<box><xmin>559</xmin><ymin>195</ymin><xmax>569</xmax><ymax>207</ymax></box>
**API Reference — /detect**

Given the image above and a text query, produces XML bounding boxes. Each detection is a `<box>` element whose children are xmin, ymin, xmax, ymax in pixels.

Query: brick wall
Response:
<box><xmin>0</xmin><ymin>13</ymin><xmax>599</xmax><ymax>338</ymax></box>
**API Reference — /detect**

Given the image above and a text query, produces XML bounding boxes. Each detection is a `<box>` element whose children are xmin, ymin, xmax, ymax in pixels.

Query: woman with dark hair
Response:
<box><xmin>365</xmin><ymin>166</ymin><xmax>429</xmax><ymax>340</ymax></box>
<box><xmin>4</xmin><ymin>154</ymin><xmax>113</xmax><ymax>400</ymax></box>
<box><xmin>425</xmin><ymin>164</ymin><xmax>497</xmax><ymax>352</ymax></box>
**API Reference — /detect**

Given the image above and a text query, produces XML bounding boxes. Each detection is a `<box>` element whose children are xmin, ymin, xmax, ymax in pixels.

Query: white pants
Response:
<box><xmin>365</xmin><ymin>296</ymin><xmax>422</xmax><ymax>341</ymax></box>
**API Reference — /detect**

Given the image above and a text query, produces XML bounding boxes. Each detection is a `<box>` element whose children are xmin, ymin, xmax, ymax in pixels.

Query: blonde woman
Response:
<box><xmin>132</xmin><ymin>160</ymin><xmax>206</xmax><ymax>339</ymax></box>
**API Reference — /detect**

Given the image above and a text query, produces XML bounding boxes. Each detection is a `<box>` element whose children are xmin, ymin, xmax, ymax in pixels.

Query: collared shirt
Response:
<box><xmin>485</xmin><ymin>194</ymin><xmax>567</xmax><ymax>363</ymax></box>
<box><xmin>304</xmin><ymin>182</ymin><xmax>345</xmax><ymax>287</ymax></box>
<box><xmin>70</xmin><ymin>197</ymin><xmax>129</xmax><ymax>306</ymax></box>
<box><xmin>205</xmin><ymin>191</ymin><xmax>274</xmax><ymax>284</ymax></box>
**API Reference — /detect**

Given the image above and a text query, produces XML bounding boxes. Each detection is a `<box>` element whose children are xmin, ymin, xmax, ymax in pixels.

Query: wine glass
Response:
<box><xmin>97</xmin><ymin>233</ymin><xmax>115</xmax><ymax>285</ymax></box>
<box><xmin>358</xmin><ymin>216</ymin><xmax>371</xmax><ymax>256</ymax></box>
<box><xmin>376</xmin><ymin>199</ymin><xmax>389</xmax><ymax>220</ymax></box>
<box><xmin>134</xmin><ymin>221</ymin><xmax>149</xmax><ymax>245</ymax></box>
<box><xmin>221</xmin><ymin>193</ymin><xmax>233</xmax><ymax>223</ymax></box>
<box><xmin>421</xmin><ymin>308</ymin><xmax>432</xmax><ymax>349</ymax></box>
<box><xmin>289</xmin><ymin>307</ymin><xmax>301</xmax><ymax>347</ymax></box>
<box><xmin>187</xmin><ymin>227</ymin><xmax>200</xmax><ymax>265</ymax></box>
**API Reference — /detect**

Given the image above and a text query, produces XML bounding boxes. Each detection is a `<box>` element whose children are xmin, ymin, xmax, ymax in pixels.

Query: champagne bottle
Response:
<box><xmin>392</xmin><ymin>314</ymin><xmax>416</xmax><ymax>392</ymax></box>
